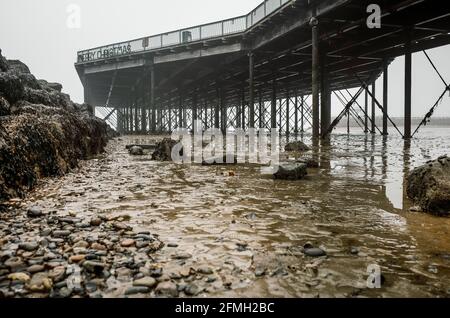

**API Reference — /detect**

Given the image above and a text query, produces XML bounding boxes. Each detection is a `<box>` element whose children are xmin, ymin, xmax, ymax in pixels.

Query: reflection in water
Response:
<box><xmin>25</xmin><ymin>127</ymin><xmax>450</xmax><ymax>298</ymax></box>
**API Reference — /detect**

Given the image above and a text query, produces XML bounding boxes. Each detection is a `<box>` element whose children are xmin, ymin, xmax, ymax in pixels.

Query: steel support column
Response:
<box><xmin>179</xmin><ymin>94</ymin><xmax>183</xmax><ymax>128</ymax></box>
<box><xmin>310</xmin><ymin>17</ymin><xmax>320</xmax><ymax>139</ymax></box>
<box><xmin>150</xmin><ymin>66</ymin><xmax>156</xmax><ymax>133</ymax></box>
<box><xmin>271</xmin><ymin>80</ymin><xmax>277</xmax><ymax>129</ymax></box>
<box><xmin>383</xmin><ymin>59</ymin><xmax>389</xmax><ymax>136</ymax></box>
<box><xmin>249</xmin><ymin>52</ymin><xmax>255</xmax><ymax>129</ymax></box>
<box><xmin>404</xmin><ymin>30</ymin><xmax>412</xmax><ymax>139</ymax></box>
<box><xmin>371</xmin><ymin>82</ymin><xmax>376</xmax><ymax>134</ymax></box>
<box><xmin>286</xmin><ymin>90</ymin><xmax>290</xmax><ymax>135</ymax></box>
<box><xmin>215</xmin><ymin>88</ymin><xmax>220</xmax><ymax>129</ymax></box>
<box><xmin>364</xmin><ymin>89</ymin><xmax>369</xmax><ymax>133</ymax></box>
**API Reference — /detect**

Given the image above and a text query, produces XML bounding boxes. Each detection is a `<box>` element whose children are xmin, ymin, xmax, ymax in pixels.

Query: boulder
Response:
<box><xmin>38</xmin><ymin>79</ymin><xmax>62</xmax><ymax>92</ymax></box>
<box><xmin>0</xmin><ymin>49</ymin><xmax>8</xmax><ymax>72</ymax></box>
<box><xmin>273</xmin><ymin>163</ymin><xmax>308</xmax><ymax>180</ymax></box>
<box><xmin>407</xmin><ymin>155</ymin><xmax>450</xmax><ymax>216</ymax></box>
<box><xmin>129</xmin><ymin>146</ymin><xmax>144</xmax><ymax>156</ymax></box>
<box><xmin>0</xmin><ymin>72</ymin><xmax>25</xmax><ymax>104</ymax></box>
<box><xmin>285</xmin><ymin>141</ymin><xmax>310</xmax><ymax>152</ymax></box>
<box><xmin>7</xmin><ymin>60</ymin><xmax>31</xmax><ymax>74</ymax></box>
<box><xmin>151</xmin><ymin>138</ymin><xmax>181</xmax><ymax>161</ymax></box>
<box><xmin>0</xmin><ymin>96</ymin><xmax>10</xmax><ymax>116</ymax></box>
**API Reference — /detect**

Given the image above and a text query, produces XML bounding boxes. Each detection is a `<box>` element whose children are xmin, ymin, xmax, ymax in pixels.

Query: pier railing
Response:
<box><xmin>77</xmin><ymin>0</ymin><xmax>291</xmax><ymax>63</ymax></box>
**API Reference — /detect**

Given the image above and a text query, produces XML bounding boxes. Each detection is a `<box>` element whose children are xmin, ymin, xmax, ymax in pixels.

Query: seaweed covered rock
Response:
<box><xmin>0</xmin><ymin>72</ymin><xmax>25</xmax><ymax>104</ymax></box>
<box><xmin>273</xmin><ymin>163</ymin><xmax>308</xmax><ymax>180</ymax></box>
<box><xmin>0</xmin><ymin>49</ymin><xmax>111</xmax><ymax>201</ymax></box>
<box><xmin>151</xmin><ymin>138</ymin><xmax>180</xmax><ymax>161</ymax></box>
<box><xmin>407</xmin><ymin>155</ymin><xmax>450</xmax><ymax>216</ymax></box>
<box><xmin>0</xmin><ymin>49</ymin><xmax>9</xmax><ymax>72</ymax></box>
<box><xmin>285</xmin><ymin>141</ymin><xmax>310</xmax><ymax>152</ymax></box>
<box><xmin>0</xmin><ymin>96</ymin><xmax>10</xmax><ymax>116</ymax></box>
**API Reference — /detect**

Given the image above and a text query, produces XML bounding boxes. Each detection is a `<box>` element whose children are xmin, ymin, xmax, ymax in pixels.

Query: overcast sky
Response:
<box><xmin>1</xmin><ymin>0</ymin><xmax>449</xmax><ymax>117</ymax></box>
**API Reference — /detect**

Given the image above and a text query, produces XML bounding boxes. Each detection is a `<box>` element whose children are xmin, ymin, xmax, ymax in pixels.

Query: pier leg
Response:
<box><xmin>259</xmin><ymin>89</ymin><xmax>264</xmax><ymax>129</ymax></box>
<box><xmin>371</xmin><ymin>82</ymin><xmax>376</xmax><ymax>134</ymax></box>
<box><xmin>249</xmin><ymin>53</ymin><xmax>255</xmax><ymax>129</ymax></box>
<box><xmin>215</xmin><ymin>88</ymin><xmax>220</xmax><ymax>130</ymax></box>
<box><xmin>301</xmin><ymin>96</ymin><xmax>304</xmax><ymax>133</ymax></box>
<box><xmin>311</xmin><ymin>17</ymin><xmax>320</xmax><ymax>139</ymax></box>
<box><xmin>364</xmin><ymin>89</ymin><xmax>369</xmax><ymax>133</ymax></box>
<box><xmin>150</xmin><ymin>66</ymin><xmax>155</xmax><ymax>133</ymax></box>
<box><xmin>404</xmin><ymin>29</ymin><xmax>412</xmax><ymax>139</ymax></box>
<box><xmin>294</xmin><ymin>93</ymin><xmax>298</xmax><ymax>134</ymax></box>
<box><xmin>192</xmin><ymin>92</ymin><xmax>198</xmax><ymax>130</ymax></box>
<box><xmin>241</xmin><ymin>88</ymin><xmax>246</xmax><ymax>130</ymax></box>
<box><xmin>286</xmin><ymin>90</ymin><xmax>290</xmax><ymax>135</ymax></box>
<box><xmin>179</xmin><ymin>95</ymin><xmax>183</xmax><ymax>129</ymax></box>
<box><xmin>383</xmin><ymin>59</ymin><xmax>389</xmax><ymax>136</ymax></box>
<box><xmin>271</xmin><ymin>80</ymin><xmax>277</xmax><ymax>129</ymax></box>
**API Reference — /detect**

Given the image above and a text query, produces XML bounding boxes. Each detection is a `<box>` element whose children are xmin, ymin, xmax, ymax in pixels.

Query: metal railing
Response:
<box><xmin>77</xmin><ymin>0</ymin><xmax>291</xmax><ymax>64</ymax></box>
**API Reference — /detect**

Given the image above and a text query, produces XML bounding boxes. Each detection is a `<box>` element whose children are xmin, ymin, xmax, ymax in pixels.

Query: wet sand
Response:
<box><xmin>2</xmin><ymin>127</ymin><xmax>450</xmax><ymax>298</ymax></box>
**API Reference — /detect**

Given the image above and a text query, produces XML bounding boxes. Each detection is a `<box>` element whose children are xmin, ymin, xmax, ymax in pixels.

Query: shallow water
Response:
<box><xmin>24</xmin><ymin>127</ymin><xmax>450</xmax><ymax>298</ymax></box>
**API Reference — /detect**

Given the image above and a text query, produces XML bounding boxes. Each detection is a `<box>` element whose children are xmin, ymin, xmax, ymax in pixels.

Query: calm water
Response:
<box><xmin>24</xmin><ymin>127</ymin><xmax>450</xmax><ymax>298</ymax></box>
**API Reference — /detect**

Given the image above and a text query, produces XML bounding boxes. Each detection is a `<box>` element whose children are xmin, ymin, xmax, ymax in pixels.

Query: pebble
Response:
<box><xmin>28</xmin><ymin>273</ymin><xmax>52</xmax><ymax>292</ymax></box>
<box><xmin>184</xmin><ymin>283</ymin><xmax>201</xmax><ymax>296</ymax></box>
<box><xmin>91</xmin><ymin>243</ymin><xmax>106</xmax><ymax>251</ymax></box>
<box><xmin>27</xmin><ymin>207</ymin><xmax>43</xmax><ymax>218</ymax></box>
<box><xmin>70</xmin><ymin>255</ymin><xmax>86</xmax><ymax>263</ymax></box>
<box><xmin>133</xmin><ymin>277</ymin><xmax>157</xmax><ymax>288</ymax></box>
<box><xmin>82</xmin><ymin>261</ymin><xmax>106</xmax><ymax>274</ymax></box>
<box><xmin>172</xmin><ymin>252</ymin><xmax>192</xmax><ymax>260</ymax></box>
<box><xmin>167</xmin><ymin>243</ymin><xmax>179</xmax><ymax>248</ymax></box>
<box><xmin>90</xmin><ymin>218</ymin><xmax>102</xmax><ymax>227</ymax></box>
<box><xmin>255</xmin><ymin>267</ymin><xmax>266</xmax><ymax>277</ymax></box>
<box><xmin>27</xmin><ymin>265</ymin><xmax>45</xmax><ymax>273</ymax></box>
<box><xmin>350</xmin><ymin>247</ymin><xmax>360</xmax><ymax>255</ymax></box>
<box><xmin>304</xmin><ymin>248</ymin><xmax>327</xmax><ymax>257</ymax></box>
<box><xmin>155</xmin><ymin>281</ymin><xmax>178</xmax><ymax>297</ymax></box>
<box><xmin>8</xmin><ymin>273</ymin><xmax>30</xmax><ymax>283</ymax></box>
<box><xmin>19</xmin><ymin>242</ymin><xmax>39</xmax><ymax>252</ymax></box>
<box><xmin>53</xmin><ymin>230</ymin><xmax>71</xmax><ymax>238</ymax></box>
<box><xmin>121</xmin><ymin>239</ymin><xmax>135</xmax><ymax>247</ymax></box>
<box><xmin>125</xmin><ymin>286</ymin><xmax>149</xmax><ymax>295</ymax></box>
<box><xmin>197</xmin><ymin>266</ymin><xmax>213</xmax><ymax>275</ymax></box>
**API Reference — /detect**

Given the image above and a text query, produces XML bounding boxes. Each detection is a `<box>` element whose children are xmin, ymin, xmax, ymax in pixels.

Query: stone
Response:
<box><xmin>27</xmin><ymin>265</ymin><xmax>45</xmax><ymax>273</ymax></box>
<box><xmin>0</xmin><ymin>96</ymin><xmax>10</xmax><ymax>116</ymax></box>
<box><xmin>273</xmin><ymin>163</ymin><xmax>308</xmax><ymax>180</ymax></box>
<box><xmin>184</xmin><ymin>283</ymin><xmax>201</xmax><ymax>296</ymax></box>
<box><xmin>53</xmin><ymin>230</ymin><xmax>71</xmax><ymax>238</ymax></box>
<box><xmin>27</xmin><ymin>206</ymin><xmax>43</xmax><ymax>218</ymax></box>
<box><xmin>151</xmin><ymin>138</ymin><xmax>180</xmax><ymax>161</ymax></box>
<box><xmin>70</xmin><ymin>255</ymin><xmax>86</xmax><ymax>263</ymax></box>
<box><xmin>407</xmin><ymin>155</ymin><xmax>450</xmax><ymax>216</ymax></box>
<box><xmin>19</xmin><ymin>242</ymin><xmax>39</xmax><ymax>252</ymax></box>
<box><xmin>133</xmin><ymin>277</ymin><xmax>157</xmax><ymax>288</ymax></box>
<box><xmin>285</xmin><ymin>141</ymin><xmax>310</xmax><ymax>152</ymax></box>
<box><xmin>91</xmin><ymin>243</ymin><xmax>106</xmax><ymax>251</ymax></box>
<box><xmin>304</xmin><ymin>248</ymin><xmax>327</xmax><ymax>257</ymax></box>
<box><xmin>155</xmin><ymin>281</ymin><xmax>178</xmax><ymax>297</ymax></box>
<box><xmin>48</xmin><ymin>266</ymin><xmax>66</xmax><ymax>283</ymax></box>
<box><xmin>129</xmin><ymin>146</ymin><xmax>144</xmax><ymax>156</ymax></box>
<box><xmin>82</xmin><ymin>261</ymin><xmax>106</xmax><ymax>274</ymax></box>
<box><xmin>8</xmin><ymin>272</ymin><xmax>30</xmax><ymax>283</ymax></box>
<box><xmin>255</xmin><ymin>267</ymin><xmax>266</xmax><ymax>277</ymax></box>
<box><xmin>125</xmin><ymin>286</ymin><xmax>149</xmax><ymax>295</ymax></box>
<box><xmin>90</xmin><ymin>218</ymin><xmax>102</xmax><ymax>227</ymax></box>
<box><xmin>121</xmin><ymin>239</ymin><xmax>135</xmax><ymax>247</ymax></box>
<box><xmin>167</xmin><ymin>243</ymin><xmax>179</xmax><ymax>248</ymax></box>
<box><xmin>197</xmin><ymin>266</ymin><xmax>213</xmax><ymax>275</ymax></box>
<box><xmin>172</xmin><ymin>252</ymin><xmax>192</xmax><ymax>260</ymax></box>
<box><xmin>28</xmin><ymin>273</ymin><xmax>52</xmax><ymax>292</ymax></box>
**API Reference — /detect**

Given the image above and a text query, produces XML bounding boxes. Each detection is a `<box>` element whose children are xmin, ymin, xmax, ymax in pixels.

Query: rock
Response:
<box><xmin>167</xmin><ymin>242</ymin><xmax>178</xmax><ymax>248</ymax></box>
<box><xmin>172</xmin><ymin>252</ymin><xmax>192</xmax><ymax>260</ymax></box>
<box><xmin>155</xmin><ymin>281</ymin><xmax>178</xmax><ymax>297</ymax></box>
<box><xmin>197</xmin><ymin>266</ymin><xmax>213</xmax><ymax>275</ymax></box>
<box><xmin>285</xmin><ymin>141</ymin><xmax>310</xmax><ymax>152</ymax></box>
<box><xmin>69</xmin><ymin>255</ymin><xmax>85</xmax><ymax>263</ymax></box>
<box><xmin>125</xmin><ymin>286</ymin><xmax>150</xmax><ymax>295</ymax></box>
<box><xmin>27</xmin><ymin>265</ymin><xmax>45</xmax><ymax>273</ymax></box>
<box><xmin>151</xmin><ymin>138</ymin><xmax>181</xmax><ymax>161</ymax></box>
<box><xmin>255</xmin><ymin>267</ymin><xmax>266</xmax><ymax>277</ymax></box>
<box><xmin>0</xmin><ymin>72</ymin><xmax>25</xmax><ymax>103</ymax></box>
<box><xmin>8</xmin><ymin>272</ymin><xmax>30</xmax><ymax>283</ymax></box>
<box><xmin>133</xmin><ymin>277</ymin><xmax>157</xmax><ymax>288</ymax></box>
<box><xmin>19</xmin><ymin>242</ymin><xmax>39</xmax><ymax>252</ymax></box>
<box><xmin>129</xmin><ymin>146</ymin><xmax>144</xmax><ymax>156</ymax></box>
<box><xmin>120</xmin><ymin>239</ymin><xmax>135</xmax><ymax>247</ymax></box>
<box><xmin>0</xmin><ymin>96</ymin><xmax>10</xmax><ymax>116</ymax></box>
<box><xmin>90</xmin><ymin>218</ymin><xmax>102</xmax><ymax>227</ymax></box>
<box><xmin>91</xmin><ymin>243</ymin><xmax>106</xmax><ymax>251</ymax></box>
<box><xmin>48</xmin><ymin>266</ymin><xmax>66</xmax><ymax>283</ymax></box>
<box><xmin>27</xmin><ymin>206</ymin><xmax>43</xmax><ymax>218</ymax></box>
<box><xmin>7</xmin><ymin>60</ymin><xmax>31</xmax><ymax>74</ymax></box>
<box><xmin>297</xmin><ymin>158</ymin><xmax>319</xmax><ymax>168</ymax></box>
<box><xmin>350</xmin><ymin>247</ymin><xmax>360</xmax><ymax>255</ymax></box>
<box><xmin>0</xmin><ymin>49</ymin><xmax>8</xmax><ymax>72</ymax></box>
<box><xmin>5</xmin><ymin>257</ymin><xmax>26</xmax><ymax>271</ymax></box>
<box><xmin>304</xmin><ymin>248</ymin><xmax>327</xmax><ymax>257</ymax></box>
<box><xmin>273</xmin><ymin>163</ymin><xmax>308</xmax><ymax>180</ymax></box>
<box><xmin>407</xmin><ymin>155</ymin><xmax>450</xmax><ymax>216</ymax></box>
<box><xmin>184</xmin><ymin>283</ymin><xmax>201</xmax><ymax>296</ymax></box>
<box><xmin>28</xmin><ymin>273</ymin><xmax>52</xmax><ymax>292</ymax></box>
<box><xmin>82</xmin><ymin>261</ymin><xmax>106</xmax><ymax>274</ymax></box>
<box><xmin>53</xmin><ymin>230</ymin><xmax>70</xmax><ymax>238</ymax></box>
